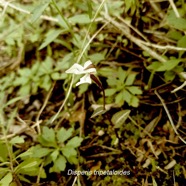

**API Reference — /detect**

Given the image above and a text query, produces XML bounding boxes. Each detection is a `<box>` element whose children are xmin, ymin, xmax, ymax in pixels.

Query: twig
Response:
<box><xmin>86</xmin><ymin>151</ymin><xmax>122</xmax><ymax>158</ymax></box>
<box><xmin>154</xmin><ymin>90</ymin><xmax>186</xmax><ymax>144</ymax></box>
<box><xmin>171</xmin><ymin>81</ymin><xmax>186</xmax><ymax>93</ymax></box>
<box><xmin>168</xmin><ymin>0</ymin><xmax>180</xmax><ymax>18</ymax></box>
<box><xmin>72</xmin><ymin>176</ymin><xmax>77</xmax><ymax>186</ymax></box>
<box><xmin>139</xmin><ymin>40</ymin><xmax>186</xmax><ymax>51</ymax></box>
<box><xmin>102</xmin><ymin>14</ymin><xmax>166</xmax><ymax>63</ymax></box>
<box><xmin>117</xmin><ymin>16</ymin><xmax>149</xmax><ymax>42</ymax></box>
<box><xmin>149</xmin><ymin>0</ymin><xmax>165</xmax><ymax>19</ymax></box>
<box><xmin>51</xmin><ymin>75</ymin><xmax>74</xmax><ymax>123</ymax></box>
<box><xmin>176</xmin><ymin>101</ymin><xmax>182</xmax><ymax>129</ymax></box>
<box><xmin>33</xmin><ymin>83</ymin><xmax>55</xmax><ymax>133</ymax></box>
<box><xmin>0</xmin><ymin>0</ymin><xmax>58</xmax><ymax>22</ymax></box>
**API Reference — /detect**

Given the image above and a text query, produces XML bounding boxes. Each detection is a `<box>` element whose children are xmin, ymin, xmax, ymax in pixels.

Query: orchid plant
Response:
<box><xmin>65</xmin><ymin>60</ymin><xmax>97</xmax><ymax>86</ymax></box>
<box><xmin>65</xmin><ymin>60</ymin><xmax>105</xmax><ymax>109</ymax></box>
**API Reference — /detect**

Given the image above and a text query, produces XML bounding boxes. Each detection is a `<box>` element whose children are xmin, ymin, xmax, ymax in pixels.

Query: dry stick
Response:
<box><xmin>168</xmin><ymin>0</ymin><xmax>180</xmax><ymax>18</ymax></box>
<box><xmin>154</xmin><ymin>90</ymin><xmax>186</xmax><ymax>144</ymax></box>
<box><xmin>36</xmin><ymin>162</ymin><xmax>44</xmax><ymax>184</ymax></box>
<box><xmin>32</xmin><ymin>83</ymin><xmax>55</xmax><ymax>134</ymax></box>
<box><xmin>168</xmin><ymin>0</ymin><xmax>186</xmax><ymax>36</ymax></box>
<box><xmin>117</xmin><ymin>16</ymin><xmax>149</xmax><ymax>42</ymax></box>
<box><xmin>78</xmin><ymin>0</ymin><xmax>107</xmax><ymax>63</ymax></box>
<box><xmin>71</xmin><ymin>176</ymin><xmax>77</xmax><ymax>186</ymax></box>
<box><xmin>103</xmin><ymin>14</ymin><xmax>166</xmax><ymax>63</ymax></box>
<box><xmin>0</xmin><ymin>0</ymin><xmax>58</xmax><ymax>22</ymax></box>
<box><xmin>139</xmin><ymin>40</ymin><xmax>186</xmax><ymax>51</ymax></box>
<box><xmin>176</xmin><ymin>100</ymin><xmax>182</xmax><ymax>129</ymax></box>
<box><xmin>117</xmin><ymin>15</ymin><xmax>186</xmax><ymax>51</ymax></box>
<box><xmin>149</xmin><ymin>0</ymin><xmax>165</xmax><ymax>19</ymax></box>
<box><xmin>171</xmin><ymin>81</ymin><xmax>186</xmax><ymax>93</ymax></box>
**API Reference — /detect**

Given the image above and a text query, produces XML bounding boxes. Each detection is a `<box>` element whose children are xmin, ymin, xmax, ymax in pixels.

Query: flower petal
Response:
<box><xmin>84</xmin><ymin>68</ymin><xmax>97</xmax><ymax>74</ymax></box>
<box><xmin>83</xmin><ymin>60</ymin><xmax>93</xmax><ymax>69</ymax></box>
<box><xmin>76</xmin><ymin>74</ymin><xmax>92</xmax><ymax>86</ymax></box>
<box><xmin>83</xmin><ymin>60</ymin><xmax>97</xmax><ymax>74</ymax></box>
<box><xmin>65</xmin><ymin>63</ymin><xmax>84</xmax><ymax>74</ymax></box>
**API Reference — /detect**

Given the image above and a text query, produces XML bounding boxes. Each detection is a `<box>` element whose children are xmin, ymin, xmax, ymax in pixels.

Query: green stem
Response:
<box><xmin>51</xmin><ymin>75</ymin><xmax>74</xmax><ymax>123</ymax></box>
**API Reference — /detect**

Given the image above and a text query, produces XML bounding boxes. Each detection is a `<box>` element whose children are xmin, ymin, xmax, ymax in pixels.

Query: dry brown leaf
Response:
<box><xmin>164</xmin><ymin>159</ymin><xmax>177</xmax><ymax>170</ymax></box>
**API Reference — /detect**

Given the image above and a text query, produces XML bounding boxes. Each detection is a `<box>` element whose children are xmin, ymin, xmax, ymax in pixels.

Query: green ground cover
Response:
<box><xmin>0</xmin><ymin>0</ymin><xmax>186</xmax><ymax>185</ymax></box>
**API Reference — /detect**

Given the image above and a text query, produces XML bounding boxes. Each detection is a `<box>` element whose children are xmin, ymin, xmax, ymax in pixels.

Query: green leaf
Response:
<box><xmin>69</xmin><ymin>14</ymin><xmax>91</xmax><ymax>24</ymax></box>
<box><xmin>164</xmin><ymin>71</ymin><xmax>176</xmax><ymax>81</ymax></box>
<box><xmin>31</xmin><ymin>62</ymin><xmax>41</xmax><ymax>74</ymax></box>
<box><xmin>66</xmin><ymin>136</ymin><xmax>83</xmax><ymax>148</ymax></box>
<box><xmin>0</xmin><ymin>143</ymin><xmax>8</xmax><ymax>162</ymax></box>
<box><xmin>62</xmin><ymin>146</ymin><xmax>77</xmax><ymax>158</ymax></box>
<box><xmin>50</xmin><ymin>155</ymin><xmax>66</xmax><ymax>172</ymax></box>
<box><xmin>0</xmin><ymin>172</ymin><xmax>13</xmax><ymax>186</ymax></box>
<box><xmin>86</xmin><ymin>0</ymin><xmax>93</xmax><ymax>18</ymax></box>
<box><xmin>16</xmin><ymin>148</ymin><xmax>33</xmax><ymax>159</ymax></box>
<box><xmin>130</xmin><ymin>96</ymin><xmax>139</xmax><ymax>107</ymax></box>
<box><xmin>39</xmin><ymin>127</ymin><xmax>57</xmax><ymax>147</ymax></box>
<box><xmin>125</xmin><ymin>0</ymin><xmax>135</xmax><ymax>13</ymax></box>
<box><xmin>16</xmin><ymin>158</ymin><xmax>42</xmax><ymax>176</ymax></box>
<box><xmin>118</xmin><ymin>67</ymin><xmax>127</xmax><ymax>83</ymax></box>
<box><xmin>18</xmin><ymin>68</ymin><xmax>31</xmax><ymax>77</ymax></box>
<box><xmin>127</xmin><ymin>86</ymin><xmax>142</xmax><ymax>95</ymax></box>
<box><xmin>78</xmin><ymin>83</ymin><xmax>89</xmax><ymax>94</ymax></box>
<box><xmin>57</xmin><ymin>127</ymin><xmax>73</xmax><ymax>143</ymax></box>
<box><xmin>17</xmin><ymin>174</ymin><xmax>31</xmax><ymax>183</ymax></box>
<box><xmin>178</xmin><ymin>35</ymin><xmax>186</xmax><ymax>48</ymax></box>
<box><xmin>57</xmin><ymin>15</ymin><xmax>70</xmax><ymax>29</ymax></box>
<box><xmin>51</xmin><ymin>72</ymin><xmax>62</xmax><ymax>80</ymax></box>
<box><xmin>5</xmin><ymin>96</ymin><xmax>23</xmax><ymax>107</ymax></box>
<box><xmin>115</xmin><ymin>91</ymin><xmax>124</xmax><ymax>105</ymax></box>
<box><xmin>50</xmin><ymin>149</ymin><xmax>59</xmax><ymax>162</ymax></box>
<box><xmin>13</xmin><ymin>77</ymin><xmax>28</xmax><ymax>86</ymax></box>
<box><xmin>98</xmin><ymin>67</ymin><xmax>116</xmax><ymax>77</ymax></box>
<box><xmin>39</xmin><ymin>29</ymin><xmax>62</xmax><ymax>50</ymax></box>
<box><xmin>108</xmin><ymin>1</ymin><xmax>125</xmax><ymax>16</ymax></box>
<box><xmin>67</xmin><ymin>156</ymin><xmax>78</xmax><ymax>164</ymax></box>
<box><xmin>42</xmin><ymin>126</ymin><xmax>55</xmax><ymax>142</ymax></box>
<box><xmin>107</xmin><ymin>77</ymin><xmax>118</xmax><ymax>86</ymax></box>
<box><xmin>90</xmin><ymin>106</ymin><xmax>107</xmax><ymax>118</ymax></box>
<box><xmin>89</xmin><ymin>53</ymin><xmax>105</xmax><ymax>64</ymax></box>
<box><xmin>10</xmin><ymin>136</ymin><xmax>24</xmax><ymax>144</ymax></box>
<box><xmin>0</xmin><ymin>168</ymin><xmax>9</xmax><ymax>180</ymax></box>
<box><xmin>147</xmin><ymin>62</ymin><xmax>162</xmax><ymax>71</ymax></box>
<box><xmin>105</xmin><ymin>88</ymin><xmax>117</xmax><ymax>96</ymax></box>
<box><xmin>148</xmin><ymin>59</ymin><xmax>181</xmax><ymax>72</ymax></box>
<box><xmin>125</xmin><ymin>73</ymin><xmax>136</xmax><ymax>85</ymax></box>
<box><xmin>30</xmin><ymin>2</ymin><xmax>50</xmax><ymax>23</ymax></box>
<box><xmin>111</xmin><ymin>110</ymin><xmax>131</xmax><ymax>128</ymax></box>
<box><xmin>156</xmin><ymin>59</ymin><xmax>181</xmax><ymax>71</ymax></box>
<box><xmin>166</xmin><ymin>30</ymin><xmax>183</xmax><ymax>41</ymax></box>
<box><xmin>39</xmin><ymin>57</ymin><xmax>53</xmax><ymax>75</ymax></box>
<box><xmin>30</xmin><ymin>145</ymin><xmax>52</xmax><ymax>158</ymax></box>
<box><xmin>177</xmin><ymin>35</ymin><xmax>186</xmax><ymax>57</ymax></box>
<box><xmin>40</xmin><ymin>75</ymin><xmax>51</xmax><ymax>91</ymax></box>
<box><xmin>167</xmin><ymin>11</ymin><xmax>186</xmax><ymax>30</ymax></box>
<box><xmin>122</xmin><ymin>89</ymin><xmax>132</xmax><ymax>104</ymax></box>
<box><xmin>18</xmin><ymin>83</ymin><xmax>31</xmax><ymax>96</ymax></box>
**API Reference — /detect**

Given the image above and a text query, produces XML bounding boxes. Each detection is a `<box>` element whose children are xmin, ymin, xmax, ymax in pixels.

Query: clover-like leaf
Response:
<box><xmin>57</xmin><ymin>127</ymin><xmax>73</xmax><ymax>143</ymax></box>
<box><xmin>66</xmin><ymin>136</ymin><xmax>83</xmax><ymax>148</ymax></box>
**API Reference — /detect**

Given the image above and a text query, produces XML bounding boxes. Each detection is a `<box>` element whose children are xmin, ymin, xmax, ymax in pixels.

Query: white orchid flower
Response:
<box><xmin>65</xmin><ymin>60</ymin><xmax>96</xmax><ymax>86</ymax></box>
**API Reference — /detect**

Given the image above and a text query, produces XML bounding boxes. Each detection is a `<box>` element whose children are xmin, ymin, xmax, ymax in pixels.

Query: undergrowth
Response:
<box><xmin>0</xmin><ymin>0</ymin><xmax>186</xmax><ymax>185</ymax></box>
